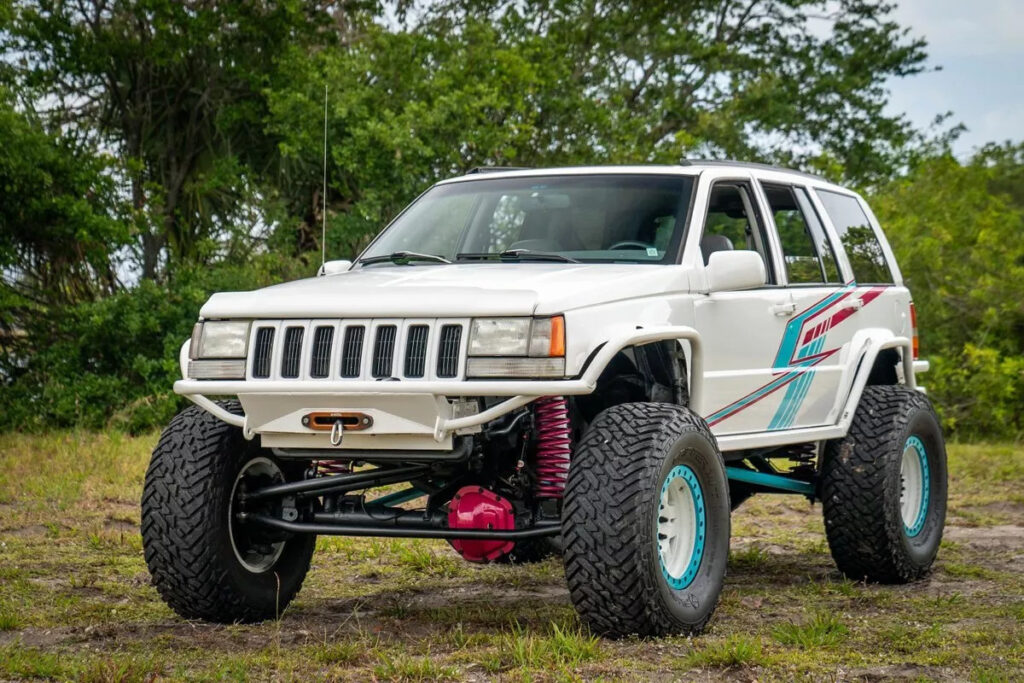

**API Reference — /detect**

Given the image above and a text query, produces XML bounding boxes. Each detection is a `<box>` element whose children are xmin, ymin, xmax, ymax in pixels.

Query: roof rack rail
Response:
<box><xmin>465</xmin><ymin>166</ymin><xmax>532</xmax><ymax>175</ymax></box>
<box><xmin>680</xmin><ymin>158</ymin><xmax>827</xmax><ymax>181</ymax></box>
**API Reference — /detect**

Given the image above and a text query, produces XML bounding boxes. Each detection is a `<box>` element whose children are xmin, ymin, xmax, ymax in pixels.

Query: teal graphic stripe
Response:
<box><xmin>706</xmin><ymin>282</ymin><xmax>862</xmax><ymax>428</ymax></box>
<box><xmin>768</xmin><ymin>335</ymin><xmax>826</xmax><ymax>430</ymax></box>
<box><xmin>771</xmin><ymin>285</ymin><xmax>854</xmax><ymax>368</ymax></box>
<box><xmin>706</xmin><ymin>369</ymin><xmax>802</xmax><ymax>424</ymax></box>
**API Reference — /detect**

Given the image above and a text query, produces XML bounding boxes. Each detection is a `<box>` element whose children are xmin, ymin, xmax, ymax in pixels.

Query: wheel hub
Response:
<box><xmin>229</xmin><ymin>457</ymin><xmax>287</xmax><ymax>573</ymax></box>
<box><xmin>899</xmin><ymin>436</ymin><xmax>930</xmax><ymax>537</ymax></box>
<box><xmin>657</xmin><ymin>464</ymin><xmax>706</xmax><ymax>589</ymax></box>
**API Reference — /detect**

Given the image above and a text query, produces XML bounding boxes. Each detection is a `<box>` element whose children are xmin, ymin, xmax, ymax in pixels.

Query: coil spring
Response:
<box><xmin>316</xmin><ymin>460</ymin><xmax>351</xmax><ymax>476</ymax></box>
<box><xmin>534</xmin><ymin>396</ymin><xmax>571</xmax><ymax>498</ymax></box>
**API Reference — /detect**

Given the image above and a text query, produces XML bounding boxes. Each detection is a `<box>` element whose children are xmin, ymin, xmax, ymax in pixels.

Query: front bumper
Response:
<box><xmin>174</xmin><ymin>326</ymin><xmax>704</xmax><ymax>449</ymax></box>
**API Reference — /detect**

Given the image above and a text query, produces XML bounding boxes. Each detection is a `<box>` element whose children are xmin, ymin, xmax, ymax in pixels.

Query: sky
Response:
<box><xmin>886</xmin><ymin>0</ymin><xmax>1024</xmax><ymax>157</ymax></box>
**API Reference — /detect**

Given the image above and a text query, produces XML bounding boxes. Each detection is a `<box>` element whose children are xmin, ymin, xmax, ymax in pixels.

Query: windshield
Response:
<box><xmin>360</xmin><ymin>174</ymin><xmax>695</xmax><ymax>265</ymax></box>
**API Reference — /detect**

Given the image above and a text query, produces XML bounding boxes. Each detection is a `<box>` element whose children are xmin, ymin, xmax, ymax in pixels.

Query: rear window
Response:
<box><xmin>815</xmin><ymin>190</ymin><xmax>894</xmax><ymax>284</ymax></box>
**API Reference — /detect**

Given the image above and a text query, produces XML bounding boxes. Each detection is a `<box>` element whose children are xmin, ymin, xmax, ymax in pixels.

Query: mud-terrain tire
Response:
<box><xmin>141</xmin><ymin>402</ymin><xmax>315</xmax><ymax>622</ymax></box>
<box><xmin>821</xmin><ymin>385</ymin><xmax>947</xmax><ymax>583</ymax></box>
<box><xmin>562</xmin><ymin>402</ymin><xmax>730</xmax><ymax>638</ymax></box>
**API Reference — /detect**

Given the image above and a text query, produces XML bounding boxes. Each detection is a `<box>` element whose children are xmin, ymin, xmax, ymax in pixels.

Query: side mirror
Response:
<box><xmin>706</xmin><ymin>250</ymin><xmax>766</xmax><ymax>292</ymax></box>
<box><xmin>317</xmin><ymin>259</ymin><xmax>352</xmax><ymax>276</ymax></box>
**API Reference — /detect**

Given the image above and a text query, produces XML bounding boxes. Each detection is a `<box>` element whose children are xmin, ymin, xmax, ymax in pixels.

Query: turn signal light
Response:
<box><xmin>548</xmin><ymin>315</ymin><xmax>565</xmax><ymax>357</ymax></box>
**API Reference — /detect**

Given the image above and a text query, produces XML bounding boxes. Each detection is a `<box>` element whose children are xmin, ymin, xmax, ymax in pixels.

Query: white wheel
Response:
<box><xmin>899</xmin><ymin>436</ymin><xmax>930</xmax><ymax>537</ymax></box>
<box><xmin>657</xmin><ymin>465</ymin><xmax>706</xmax><ymax>589</ymax></box>
<box><xmin>229</xmin><ymin>457</ymin><xmax>286</xmax><ymax>573</ymax></box>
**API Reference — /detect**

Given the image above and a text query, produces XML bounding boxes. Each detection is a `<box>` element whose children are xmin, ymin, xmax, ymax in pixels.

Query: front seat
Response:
<box><xmin>700</xmin><ymin>233</ymin><xmax>734</xmax><ymax>265</ymax></box>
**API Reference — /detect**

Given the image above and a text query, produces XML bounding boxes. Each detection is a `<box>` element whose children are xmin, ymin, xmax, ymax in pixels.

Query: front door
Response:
<box><xmin>690</xmin><ymin>175</ymin><xmax>798</xmax><ymax>436</ymax></box>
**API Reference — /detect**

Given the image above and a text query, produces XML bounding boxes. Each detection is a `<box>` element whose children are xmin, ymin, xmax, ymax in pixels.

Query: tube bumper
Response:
<box><xmin>173</xmin><ymin>326</ymin><xmax>704</xmax><ymax>449</ymax></box>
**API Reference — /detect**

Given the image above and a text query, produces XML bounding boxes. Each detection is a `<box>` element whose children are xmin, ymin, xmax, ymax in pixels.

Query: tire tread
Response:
<box><xmin>141</xmin><ymin>402</ymin><xmax>312</xmax><ymax>622</ymax></box>
<box><xmin>562</xmin><ymin>402</ymin><xmax>725</xmax><ymax>638</ymax></box>
<box><xmin>821</xmin><ymin>385</ymin><xmax>940</xmax><ymax>583</ymax></box>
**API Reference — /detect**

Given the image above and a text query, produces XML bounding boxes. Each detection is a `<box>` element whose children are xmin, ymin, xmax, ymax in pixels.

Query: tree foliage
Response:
<box><xmin>0</xmin><ymin>87</ymin><xmax>127</xmax><ymax>327</ymax></box>
<box><xmin>873</xmin><ymin>144</ymin><xmax>1024</xmax><ymax>438</ymax></box>
<box><xmin>267</xmin><ymin>0</ymin><xmax>935</xmax><ymax>255</ymax></box>
<box><xmin>5</xmin><ymin>0</ymin><xmax>348</xmax><ymax>278</ymax></box>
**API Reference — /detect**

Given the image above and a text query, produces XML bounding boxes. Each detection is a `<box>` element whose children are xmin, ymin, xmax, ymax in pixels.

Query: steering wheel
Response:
<box><xmin>609</xmin><ymin>241</ymin><xmax>654</xmax><ymax>251</ymax></box>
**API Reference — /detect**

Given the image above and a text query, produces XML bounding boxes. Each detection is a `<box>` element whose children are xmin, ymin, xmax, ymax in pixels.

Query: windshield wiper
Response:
<box><xmin>456</xmin><ymin>249</ymin><xmax>580</xmax><ymax>264</ymax></box>
<box><xmin>358</xmin><ymin>251</ymin><xmax>451</xmax><ymax>266</ymax></box>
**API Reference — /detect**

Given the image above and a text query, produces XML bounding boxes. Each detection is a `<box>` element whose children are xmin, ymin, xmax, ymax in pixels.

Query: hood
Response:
<box><xmin>199</xmin><ymin>263</ymin><xmax>694</xmax><ymax>319</ymax></box>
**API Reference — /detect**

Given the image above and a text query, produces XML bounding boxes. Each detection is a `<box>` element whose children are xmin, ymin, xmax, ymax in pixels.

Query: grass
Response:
<box><xmin>500</xmin><ymin>622</ymin><xmax>602</xmax><ymax>671</ymax></box>
<box><xmin>771</xmin><ymin>612</ymin><xmax>848</xmax><ymax>648</ymax></box>
<box><xmin>685</xmin><ymin>634</ymin><xmax>769</xmax><ymax>668</ymax></box>
<box><xmin>373</xmin><ymin>652</ymin><xmax>459</xmax><ymax>682</ymax></box>
<box><xmin>0</xmin><ymin>433</ymin><xmax>1022</xmax><ymax>680</ymax></box>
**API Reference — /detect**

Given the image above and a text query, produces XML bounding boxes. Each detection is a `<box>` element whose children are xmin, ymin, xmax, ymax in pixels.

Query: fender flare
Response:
<box><xmin>575</xmin><ymin>326</ymin><xmax>706</xmax><ymax>414</ymax></box>
<box><xmin>830</xmin><ymin>329</ymin><xmax>916</xmax><ymax>430</ymax></box>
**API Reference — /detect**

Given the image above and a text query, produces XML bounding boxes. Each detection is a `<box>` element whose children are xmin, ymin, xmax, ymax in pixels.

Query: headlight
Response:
<box><xmin>468</xmin><ymin>316</ymin><xmax>565</xmax><ymax>358</ymax></box>
<box><xmin>467</xmin><ymin>315</ymin><xmax>565</xmax><ymax>378</ymax></box>
<box><xmin>190</xmin><ymin>320</ymin><xmax>251</xmax><ymax>359</ymax></box>
<box><xmin>469</xmin><ymin>318</ymin><xmax>532</xmax><ymax>356</ymax></box>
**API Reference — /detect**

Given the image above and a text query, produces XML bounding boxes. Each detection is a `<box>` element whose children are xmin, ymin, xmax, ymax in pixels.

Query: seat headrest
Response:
<box><xmin>700</xmin><ymin>233</ymin><xmax>734</xmax><ymax>265</ymax></box>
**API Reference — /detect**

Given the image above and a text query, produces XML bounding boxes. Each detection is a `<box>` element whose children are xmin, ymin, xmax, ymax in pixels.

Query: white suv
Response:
<box><xmin>142</xmin><ymin>162</ymin><xmax>946</xmax><ymax>638</ymax></box>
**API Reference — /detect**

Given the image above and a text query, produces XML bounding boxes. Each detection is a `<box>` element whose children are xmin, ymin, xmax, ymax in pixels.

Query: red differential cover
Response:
<box><xmin>447</xmin><ymin>486</ymin><xmax>515</xmax><ymax>562</ymax></box>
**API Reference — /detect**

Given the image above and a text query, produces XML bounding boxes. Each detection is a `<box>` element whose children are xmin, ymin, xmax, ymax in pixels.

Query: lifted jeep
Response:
<box><xmin>142</xmin><ymin>162</ymin><xmax>946</xmax><ymax>638</ymax></box>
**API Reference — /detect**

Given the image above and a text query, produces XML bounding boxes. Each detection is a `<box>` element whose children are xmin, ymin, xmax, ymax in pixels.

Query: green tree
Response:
<box><xmin>873</xmin><ymin>147</ymin><xmax>1024</xmax><ymax>438</ymax></box>
<box><xmin>0</xmin><ymin>86</ymin><xmax>126</xmax><ymax>322</ymax></box>
<box><xmin>3</xmin><ymin>0</ymin><xmax>344</xmax><ymax>279</ymax></box>
<box><xmin>396</xmin><ymin>0</ymin><xmax>934</xmax><ymax>180</ymax></box>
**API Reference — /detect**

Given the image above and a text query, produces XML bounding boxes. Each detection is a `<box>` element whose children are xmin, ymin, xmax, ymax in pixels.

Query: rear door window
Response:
<box><xmin>815</xmin><ymin>189</ymin><xmax>894</xmax><ymax>284</ymax></box>
<box><xmin>794</xmin><ymin>187</ymin><xmax>842</xmax><ymax>283</ymax></box>
<box><xmin>761</xmin><ymin>183</ymin><xmax>841</xmax><ymax>285</ymax></box>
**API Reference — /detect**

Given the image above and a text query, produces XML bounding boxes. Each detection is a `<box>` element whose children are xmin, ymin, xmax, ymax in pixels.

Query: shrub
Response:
<box><xmin>0</xmin><ymin>254</ymin><xmax>310</xmax><ymax>433</ymax></box>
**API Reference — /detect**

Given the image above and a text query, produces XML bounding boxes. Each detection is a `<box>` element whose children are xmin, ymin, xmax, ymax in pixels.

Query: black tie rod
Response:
<box><xmin>239</xmin><ymin>464</ymin><xmax>431</xmax><ymax>502</ymax></box>
<box><xmin>241</xmin><ymin>513</ymin><xmax>561</xmax><ymax>540</ymax></box>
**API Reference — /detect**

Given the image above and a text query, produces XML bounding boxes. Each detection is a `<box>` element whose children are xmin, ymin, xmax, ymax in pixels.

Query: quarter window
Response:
<box><xmin>815</xmin><ymin>190</ymin><xmax>894</xmax><ymax>284</ymax></box>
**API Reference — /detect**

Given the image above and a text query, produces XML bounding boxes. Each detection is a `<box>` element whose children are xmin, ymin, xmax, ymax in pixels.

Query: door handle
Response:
<box><xmin>770</xmin><ymin>301</ymin><xmax>797</xmax><ymax>317</ymax></box>
<box><xmin>840</xmin><ymin>297</ymin><xmax>864</xmax><ymax>312</ymax></box>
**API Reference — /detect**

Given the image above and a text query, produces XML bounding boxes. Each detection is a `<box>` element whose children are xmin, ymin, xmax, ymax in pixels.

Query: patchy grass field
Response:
<box><xmin>0</xmin><ymin>433</ymin><xmax>1021</xmax><ymax>681</ymax></box>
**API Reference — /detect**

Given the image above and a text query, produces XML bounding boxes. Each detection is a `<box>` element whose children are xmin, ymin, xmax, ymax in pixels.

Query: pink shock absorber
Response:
<box><xmin>534</xmin><ymin>396</ymin><xmax>572</xmax><ymax>498</ymax></box>
<box><xmin>316</xmin><ymin>460</ymin><xmax>350</xmax><ymax>476</ymax></box>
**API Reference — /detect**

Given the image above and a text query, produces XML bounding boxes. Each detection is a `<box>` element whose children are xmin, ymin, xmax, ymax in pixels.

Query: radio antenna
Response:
<box><xmin>320</xmin><ymin>84</ymin><xmax>328</xmax><ymax>272</ymax></box>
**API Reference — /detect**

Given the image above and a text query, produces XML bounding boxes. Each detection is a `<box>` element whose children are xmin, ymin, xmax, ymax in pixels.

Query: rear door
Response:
<box><xmin>752</xmin><ymin>181</ymin><xmax>855</xmax><ymax>431</ymax></box>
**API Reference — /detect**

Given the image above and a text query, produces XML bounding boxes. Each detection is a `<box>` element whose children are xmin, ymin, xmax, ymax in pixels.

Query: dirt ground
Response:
<box><xmin>0</xmin><ymin>434</ymin><xmax>1021</xmax><ymax>681</ymax></box>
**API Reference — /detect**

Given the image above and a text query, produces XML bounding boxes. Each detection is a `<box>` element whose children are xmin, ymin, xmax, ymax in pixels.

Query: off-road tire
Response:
<box><xmin>821</xmin><ymin>385</ymin><xmax>947</xmax><ymax>583</ymax></box>
<box><xmin>562</xmin><ymin>402</ymin><xmax>730</xmax><ymax>638</ymax></box>
<box><xmin>141</xmin><ymin>402</ymin><xmax>315</xmax><ymax>622</ymax></box>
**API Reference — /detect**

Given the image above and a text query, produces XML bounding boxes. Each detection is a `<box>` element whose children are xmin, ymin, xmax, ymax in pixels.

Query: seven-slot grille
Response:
<box><xmin>247</xmin><ymin>319</ymin><xmax>468</xmax><ymax>381</ymax></box>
